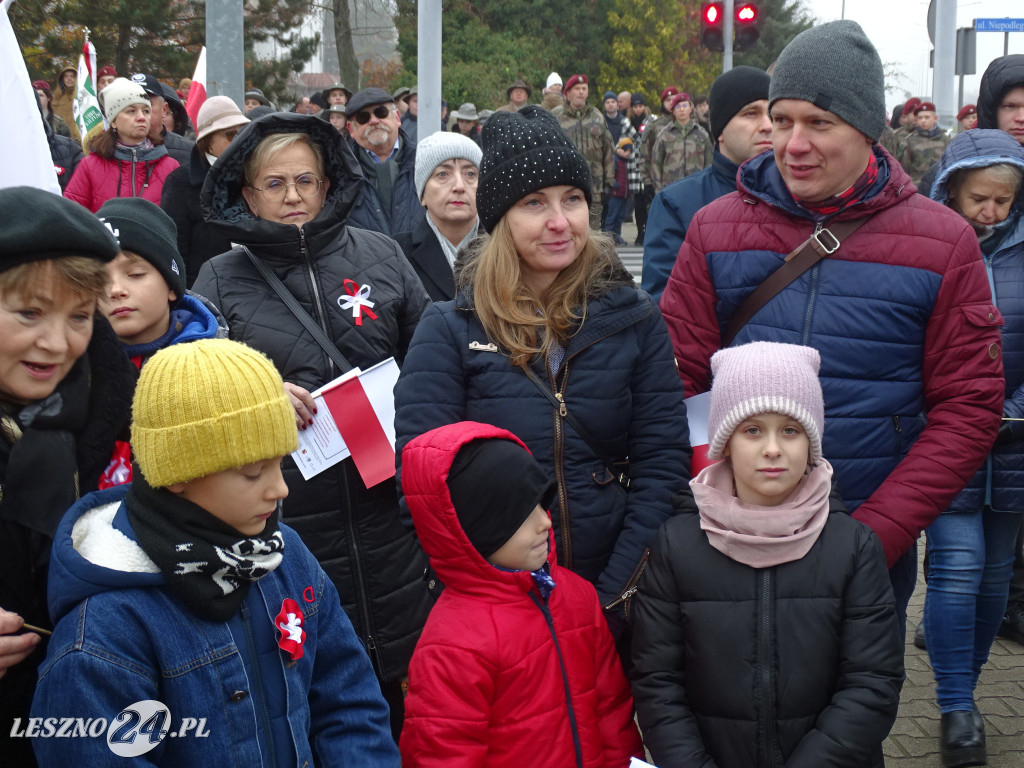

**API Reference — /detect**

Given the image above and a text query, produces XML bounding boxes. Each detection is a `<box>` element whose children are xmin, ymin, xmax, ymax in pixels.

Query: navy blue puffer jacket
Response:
<box><xmin>394</xmin><ymin>244</ymin><xmax>690</xmax><ymax>608</ymax></box>
<box><xmin>932</xmin><ymin>129</ymin><xmax>1024</xmax><ymax>512</ymax></box>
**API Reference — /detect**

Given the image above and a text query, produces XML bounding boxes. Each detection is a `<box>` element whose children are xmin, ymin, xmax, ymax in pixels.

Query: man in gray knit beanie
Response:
<box><xmin>658</xmin><ymin>15</ymin><xmax>1004</xmax><ymax>668</ymax></box>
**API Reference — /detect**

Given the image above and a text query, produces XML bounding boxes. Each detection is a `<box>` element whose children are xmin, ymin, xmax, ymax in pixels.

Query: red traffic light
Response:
<box><xmin>737</xmin><ymin>3</ymin><xmax>757</xmax><ymax>23</ymax></box>
<box><xmin>701</xmin><ymin>2</ymin><xmax>725</xmax><ymax>51</ymax></box>
<box><xmin>705</xmin><ymin>4</ymin><xmax>720</xmax><ymax>24</ymax></box>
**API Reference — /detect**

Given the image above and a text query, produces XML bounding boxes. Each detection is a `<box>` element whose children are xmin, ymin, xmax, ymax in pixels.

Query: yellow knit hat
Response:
<box><xmin>131</xmin><ymin>339</ymin><xmax>299</xmax><ymax>487</ymax></box>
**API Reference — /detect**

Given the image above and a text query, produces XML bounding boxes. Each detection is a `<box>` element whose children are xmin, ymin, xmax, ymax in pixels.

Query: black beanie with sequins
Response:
<box><xmin>477</xmin><ymin>105</ymin><xmax>593</xmax><ymax>233</ymax></box>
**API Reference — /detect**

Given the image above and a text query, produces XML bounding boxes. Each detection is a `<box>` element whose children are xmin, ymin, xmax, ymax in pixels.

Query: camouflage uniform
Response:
<box><xmin>892</xmin><ymin>124</ymin><xmax>915</xmax><ymax>164</ymax></box>
<box><xmin>650</xmin><ymin>117</ymin><xmax>713</xmax><ymax>191</ymax></box>
<box><xmin>639</xmin><ymin>113</ymin><xmax>671</xmax><ymax>190</ymax></box>
<box><xmin>554</xmin><ymin>103</ymin><xmax>615</xmax><ymax>229</ymax></box>
<box><xmin>900</xmin><ymin>128</ymin><xmax>950</xmax><ymax>185</ymax></box>
<box><xmin>878</xmin><ymin>125</ymin><xmax>899</xmax><ymax>157</ymax></box>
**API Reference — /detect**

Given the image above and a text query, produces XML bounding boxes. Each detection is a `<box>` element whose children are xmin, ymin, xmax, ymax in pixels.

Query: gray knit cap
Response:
<box><xmin>414</xmin><ymin>132</ymin><xmax>483</xmax><ymax>201</ymax></box>
<box><xmin>768</xmin><ymin>20</ymin><xmax>885</xmax><ymax>142</ymax></box>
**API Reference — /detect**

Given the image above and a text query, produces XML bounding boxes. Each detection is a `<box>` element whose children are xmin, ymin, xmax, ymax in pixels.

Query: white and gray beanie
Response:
<box><xmin>707</xmin><ymin>342</ymin><xmax>825</xmax><ymax>464</ymax></box>
<box><xmin>414</xmin><ymin>132</ymin><xmax>483</xmax><ymax>201</ymax></box>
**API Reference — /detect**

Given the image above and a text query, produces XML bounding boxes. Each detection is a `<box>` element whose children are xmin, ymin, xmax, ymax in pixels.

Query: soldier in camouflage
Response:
<box><xmin>893</xmin><ymin>97</ymin><xmax>922</xmax><ymax>163</ymax></box>
<box><xmin>650</xmin><ymin>93</ymin><xmax>713</xmax><ymax>191</ymax></box>
<box><xmin>553</xmin><ymin>74</ymin><xmax>614</xmax><ymax>229</ymax></box>
<box><xmin>900</xmin><ymin>101</ymin><xmax>950</xmax><ymax>185</ymax></box>
<box><xmin>639</xmin><ymin>87</ymin><xmax>680</xmax><ymax>191</ymax></box>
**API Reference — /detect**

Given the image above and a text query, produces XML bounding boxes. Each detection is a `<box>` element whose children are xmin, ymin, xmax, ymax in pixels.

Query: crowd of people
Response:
<box><xmin>2</xmin><ymin>18</ymin><xmax>1024</xmax><ymax>768</ymax></box>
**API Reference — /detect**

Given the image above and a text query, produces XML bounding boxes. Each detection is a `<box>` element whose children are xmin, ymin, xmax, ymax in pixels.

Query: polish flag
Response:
<box><xmin>685</xmin><ymin>391</ymin><xmax>717</xmax><ymax>475</ymax></box>
<box><xmin>320</xmin><ymin>359</ymin><xmax>400</xmax><ymax>489</ymax></box>
<box><xmin>185</xmin><ymin>46</ymin><xmax>206</xmax><ymax>130</ymax></box>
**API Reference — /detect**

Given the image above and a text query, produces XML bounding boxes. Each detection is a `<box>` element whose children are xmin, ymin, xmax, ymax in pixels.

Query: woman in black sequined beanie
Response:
<box><xmin>477</xmin><ymin>106</ymin><xmax>593</xmax><ymax>232</ymax></box>
<box><xmin>395</xmin><ymin>104</ymin><xmax>690</xmax><ymax>656</ymax></box>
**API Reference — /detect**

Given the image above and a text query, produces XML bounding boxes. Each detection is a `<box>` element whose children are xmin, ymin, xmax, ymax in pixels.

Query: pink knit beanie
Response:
<box><xmin>706</xmin><ymin>342</ymin><xmax>824</xmax><ymax>464</ymax></box>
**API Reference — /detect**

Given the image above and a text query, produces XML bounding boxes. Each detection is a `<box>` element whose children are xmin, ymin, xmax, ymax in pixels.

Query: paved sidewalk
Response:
<box><xmin>885</xmin><ymin>548</ymin><xmax>1024</xmax><ymax>766</ymax></box>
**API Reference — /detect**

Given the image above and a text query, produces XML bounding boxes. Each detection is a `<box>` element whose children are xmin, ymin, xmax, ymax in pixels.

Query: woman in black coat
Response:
<box><xmin>193</xmin><ymin>112</ymin><xmax>432</xmax><ymax>740</ymax></box>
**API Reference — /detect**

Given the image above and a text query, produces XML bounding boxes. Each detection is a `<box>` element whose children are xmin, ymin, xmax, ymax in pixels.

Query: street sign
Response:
<box><xmin>975</xmin><ymin>18</ymin><xmax>1024</xmax><ymax>33</ymax></box>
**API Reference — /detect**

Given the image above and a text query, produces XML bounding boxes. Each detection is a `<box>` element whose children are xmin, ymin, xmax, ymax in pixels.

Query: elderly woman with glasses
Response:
<box><xmin>194</xmin><ymin>112</ymin><xmax>432</xmax><ymax>742</ymax></box>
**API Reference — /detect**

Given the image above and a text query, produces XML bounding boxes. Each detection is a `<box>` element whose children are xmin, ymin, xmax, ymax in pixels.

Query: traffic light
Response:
<box><xmin>735</xmin><ymin>2</ymin><xmax>761</xmax><ymax>50</ymax></box>
<box><xmin>700</xmin><ymin>3</ymin><xmax>725</xmax><ymax>52</ymax></box>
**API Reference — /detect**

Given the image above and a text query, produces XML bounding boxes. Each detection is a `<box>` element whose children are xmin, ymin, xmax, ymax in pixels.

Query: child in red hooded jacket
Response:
<box><xmin>399</xmin><ymin>421</ymin><xmax>642</xmax><ymax>768</ymax></box>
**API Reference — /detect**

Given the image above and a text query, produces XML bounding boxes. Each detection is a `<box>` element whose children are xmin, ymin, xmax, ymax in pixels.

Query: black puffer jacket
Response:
<box><xmin>631</xmin><ymin>494</ymin><xmax>904</xmax><ymax>768</ymax></box>
<box><xmin>347</xmin><ymin>126</ymin><xmax>426</xmax><ymax>235</ymax></box>
<box><xmin>194</xmin><ymin>112</ymin><xmax>433</xmax><ymax>683</ymax></box>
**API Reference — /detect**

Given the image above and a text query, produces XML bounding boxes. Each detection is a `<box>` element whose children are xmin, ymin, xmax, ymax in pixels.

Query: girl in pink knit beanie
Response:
<box><xmin>631</xmin><ymin>341</ymin><xmax>904</xmax><ymax>768</ymax></box>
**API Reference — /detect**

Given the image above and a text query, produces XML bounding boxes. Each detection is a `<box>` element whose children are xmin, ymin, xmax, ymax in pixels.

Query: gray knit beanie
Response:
<box><xmin>768</xmin><ymin>20</ymin><xmax>885</xmax><ymax>142</ymax></box>
<box><xmin>414</xmin><ymin>132</ymin><xmax>483</xmax><ymax>201</ymax></box>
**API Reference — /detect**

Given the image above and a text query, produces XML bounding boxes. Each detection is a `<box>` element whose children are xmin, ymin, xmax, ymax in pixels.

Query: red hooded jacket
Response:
<box><xmin>400</xmin><ymin>421</ymin><xmax>642</xmax><ymax>768</ymax></box>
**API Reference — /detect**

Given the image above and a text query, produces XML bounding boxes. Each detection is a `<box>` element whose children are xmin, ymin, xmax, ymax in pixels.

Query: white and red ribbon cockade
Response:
<box><xmin>338</xmin><ymin>279</ymin><xmax>379</xmax><ymax>326</ymax></box>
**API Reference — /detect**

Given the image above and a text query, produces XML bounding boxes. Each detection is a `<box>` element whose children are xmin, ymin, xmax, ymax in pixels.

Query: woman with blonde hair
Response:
<box><xmin>395</xmin><ymin>106</ymin><xmax>690</xmax><ymax>646</ymax></box>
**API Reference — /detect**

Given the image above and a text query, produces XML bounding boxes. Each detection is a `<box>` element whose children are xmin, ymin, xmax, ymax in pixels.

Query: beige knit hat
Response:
<box><xmin>98</xmin><ymin>77</ymin><xmax>150</xmax><ymax>122</ymax></box>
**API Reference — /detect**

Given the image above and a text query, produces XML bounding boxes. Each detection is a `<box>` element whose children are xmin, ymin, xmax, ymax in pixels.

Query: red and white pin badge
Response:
<box><xmin>275</xmin><ymin>598</ymin><xmax>306</xmax><ymax>660</ymax></box>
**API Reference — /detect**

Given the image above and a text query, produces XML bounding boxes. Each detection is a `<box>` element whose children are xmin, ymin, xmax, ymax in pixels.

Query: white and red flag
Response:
<box><xmin>185</xmin><ymin>47</ymin><xmax>206</xmax><ymax>130</ymax></box>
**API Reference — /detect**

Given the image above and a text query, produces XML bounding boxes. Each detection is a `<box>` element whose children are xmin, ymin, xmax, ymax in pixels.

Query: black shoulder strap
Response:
<box><xmin>239</xmin><ymin>245</ymin><xmax>354</xmax><ymax>374</ymax></box>
<box><xmin>521</xmin><ymin>363</ymin><xmax>630</xmax><ymax>488</ymax></box>
<box><xmin>722</xmin><ymin>218</ymin><xmax>870</xmax><ymax>348</ymax></box>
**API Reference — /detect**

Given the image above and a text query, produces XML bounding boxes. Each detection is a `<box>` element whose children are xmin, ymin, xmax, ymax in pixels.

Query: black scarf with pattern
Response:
<box><xmin>126</xmin><ymin>468</ymin><xmax>286</xmax><ymax>622</ymax></box>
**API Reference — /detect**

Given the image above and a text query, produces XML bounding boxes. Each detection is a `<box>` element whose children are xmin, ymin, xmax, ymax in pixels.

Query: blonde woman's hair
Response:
<box><xmin>243</xmin><ymin>132</ymin><xmax>325</xmax><ymax>187</ymax></box>
<box><xmin>0</xmin><ymin>257</ymin><xmax>108</xmax><ymax>303</ymax></box>
<box><xmin>458</xmin><ymin>219</ymin><xmax>620</xmax><ymax>367</ymax></box>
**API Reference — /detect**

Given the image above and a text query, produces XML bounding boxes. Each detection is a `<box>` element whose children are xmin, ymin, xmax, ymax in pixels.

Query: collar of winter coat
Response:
<box><xmin>46</xmin><ymin>484</ymin><xmax>164</xmax><ymax>624</ymax></box>
<box><xmin>199</xmin><ymin>112</ymin><xmax>366</xmax><ymax>250</ymax></box>
<box><xmin>737</xmin><ymin>143</ymin><xmax>912</xmax><ymax>221</ymax></box>
<box><xmin>113</xmin><ymin>142</ymin><xmax>168</xmax><ymax>163</ymax></box>
<box><xmin>401</xmin><ymin>421</ymin><xmax>555</xmax><ymax>601</ymax></box>
<box><xmin>563</xmin><ymin>103</ymin><xmax>598</xmax><ymax>120</ymax></box>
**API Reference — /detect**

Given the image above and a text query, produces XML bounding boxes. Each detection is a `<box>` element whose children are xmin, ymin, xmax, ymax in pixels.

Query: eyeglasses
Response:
<box><xmin>352</xmin><ymin>104</ymin><xmax>393</xmax><ymax>125</ymax></box>
<box><xmin>251</xmin><ymin>174</ymin><xmax>322</xmax><ymax>202</ymax></box>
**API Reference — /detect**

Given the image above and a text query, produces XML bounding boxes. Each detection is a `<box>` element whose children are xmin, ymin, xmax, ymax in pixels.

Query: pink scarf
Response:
<box><xmin>691</xmin><ymin>460</ymin><xmax>833</xmax><ymax>568</ymax></box>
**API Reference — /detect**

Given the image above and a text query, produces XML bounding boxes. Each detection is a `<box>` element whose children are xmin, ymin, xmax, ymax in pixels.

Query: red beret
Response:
<box><xmin>97</xmin><ymin>65</ymin><xmax>117</xmax><ymax>79</ymax></box>
<box><xmin>660</xmin><ymin>86</ymin><xmax>680</xmax><ymax>103</ymax></box>
<box><xmin>957</xmin><ymin>104</ymin><xmax>977</xmax><ymax>121</ymax></box>
<box><xmin>902</xmin><ymin>97</ymin><xmax>922</xmax><ymax>116</ymax></box>
<box><xmin>914</xmin><ymin>101</ymin><xmax>937</xmax><ymax>114</ymax></box>
<box><xmin>669</xmin><ymin>93</ymin><xmax>692</xmax><ymax>111</ymax></box>
<box><xmin>32</xmin><ymin>80</ymin><xmax>50</xmax><ymax>94</ymax></box>
<box><xmin>563</xmin><ymin>74</ymin><xmax>588</xmax><ymax>93</ymax></box>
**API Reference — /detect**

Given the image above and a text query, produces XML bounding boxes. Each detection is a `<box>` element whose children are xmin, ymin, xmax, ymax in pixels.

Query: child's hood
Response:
<box><xmin>47</xmin><ymin>484</ymin><xmax>164</xmax><ymax>624</ymax></box>
<box><xmin>401</xmin><ymin>421</ymin><xmax>556</xmax><ymax>599</ymax></box>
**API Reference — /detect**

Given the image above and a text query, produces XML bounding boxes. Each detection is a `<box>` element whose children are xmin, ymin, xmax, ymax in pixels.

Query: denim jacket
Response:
<box><xmin>32</xmin><ymin>484</ymin><xmax>399</xmax><ymax>767</ymax></box>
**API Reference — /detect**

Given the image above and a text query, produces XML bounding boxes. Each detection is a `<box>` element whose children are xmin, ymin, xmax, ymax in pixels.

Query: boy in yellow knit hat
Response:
<box><xmin>31</xmin><ymin>339</ymin><xmax>399</xmax><ymax>766</ymax></box>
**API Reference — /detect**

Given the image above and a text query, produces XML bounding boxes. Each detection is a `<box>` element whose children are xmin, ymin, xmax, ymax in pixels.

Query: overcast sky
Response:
<box><xmin>802</xmin><ymin>0</ymin><xmax>1022</xmax><ymax>112</ymax></box>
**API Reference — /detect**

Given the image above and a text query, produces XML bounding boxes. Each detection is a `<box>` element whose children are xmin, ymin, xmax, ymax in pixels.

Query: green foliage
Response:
<box><xmin>10</xmin><ymin>0</ymin><xmax>317</xmax><ymax>104</ymax></box>
<box><xmin>392</xmin><ymin>0</ymin><xmax>617</xmax><ymax>109</ymax></box>
<box><xmin>601</xmin><ymin>0</ymin><xmax>813</xmax><ymax>105</ymax></box>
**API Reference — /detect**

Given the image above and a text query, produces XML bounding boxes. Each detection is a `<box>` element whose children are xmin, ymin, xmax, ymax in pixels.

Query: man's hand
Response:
<box><xmin>0</xmin><ymin>610</ymin><xmax>40</xmax><ymax>680</ymax></box>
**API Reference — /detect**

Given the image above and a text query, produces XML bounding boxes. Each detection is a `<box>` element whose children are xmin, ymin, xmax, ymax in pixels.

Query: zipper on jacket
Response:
<box><xmin>528</xmin><ymin>592</ymin><xmax>584</xmax><ymax>768</ymax></box>
<box><xmin>240</xmin><ymin>600</ymin><xmax>278</xmax><ymax>767</ymax></box>
<box><xmin>550</xmin><ymin>362</ymin><xmax>573</xmax><ymax>569</ymax></box>
<box><xmin>602</xmin><ymin>547</ymin><xmax>650</xmax><ymax>620</ymax></box>
<box><xmin>799</xmin><ymin>224</ymin><xmax>825</xmax><ymax>345</ymax></box>
<box><xmin>299</xmin><ymin>228</ymin><xmax>337</xmax><ymax>379</ymax></box>
<box><xmin>130</xmin><ymin>148</ymin><xmax>139</xmax><ymax>197</ymax></box>
<box><xmin>892</xmin><ymin>416</ymin><xmax>902</xmax><ymax>462</ymax></box>
<box><xmin>756</xmin><ymin>569</ymin><xmax>779</xmax><ymax>768</ymax></box>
